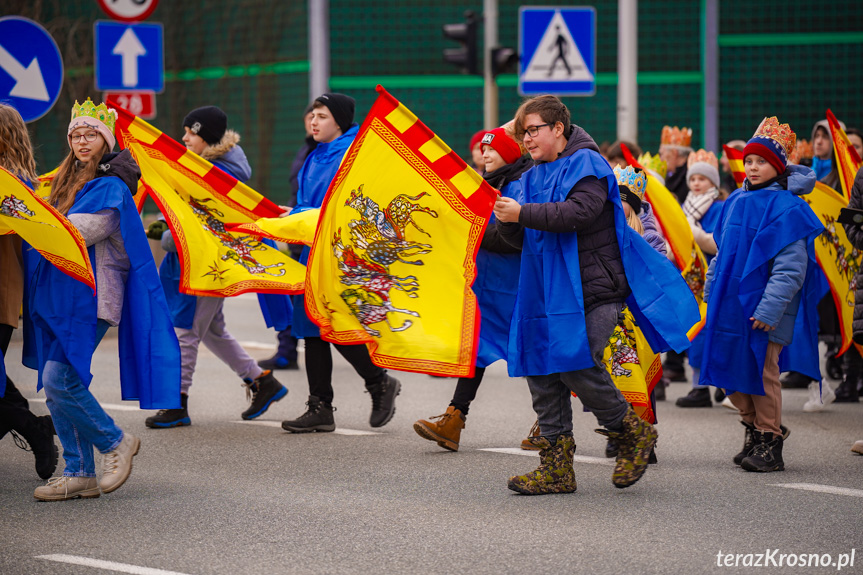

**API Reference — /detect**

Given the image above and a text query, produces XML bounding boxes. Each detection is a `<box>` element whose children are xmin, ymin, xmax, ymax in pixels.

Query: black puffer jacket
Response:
<box><xmin>842</xmin><ymin>166</ymin><xmax>863</xmax><ymax>343</ymax></box>
<box><xmin>499</xmin><ymin>126</ymin><xmax>629</xmax><ymax>313</ymax></box>
<box><xmin>94</xmin><ymin>149</ymin><xmax>142</xmax><ymax>195</ymax></box>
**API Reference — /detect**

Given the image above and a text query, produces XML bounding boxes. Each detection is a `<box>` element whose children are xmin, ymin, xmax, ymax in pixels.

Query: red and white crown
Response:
<box><xmin>752</xmin><ymin>117</ymin><xmax>796</xmax><ymax>160</ymax></box>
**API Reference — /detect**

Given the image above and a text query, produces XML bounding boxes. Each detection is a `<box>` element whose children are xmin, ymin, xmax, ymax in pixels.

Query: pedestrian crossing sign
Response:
<box><xmin>519</xmin><ymin>7</ymin><xmax>596</xmax><ymax>96</ymax></box>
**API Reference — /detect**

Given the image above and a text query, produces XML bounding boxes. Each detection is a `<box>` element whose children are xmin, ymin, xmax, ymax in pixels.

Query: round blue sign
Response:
<box><xmin>0</xmin><ymin>16</ymin><xmax>64</xmax><ymax>122</ymax></box>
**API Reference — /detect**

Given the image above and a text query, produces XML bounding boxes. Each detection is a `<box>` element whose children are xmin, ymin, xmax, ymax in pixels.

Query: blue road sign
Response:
<box><xmin>519</xmin><ymin>7</ymin><xmax>596</xmax><ymax>96</ymax></box>
<box><xmin>0</xmin><ymin>17</ymin><xmax>63</xmax><ymax>123</ymax></box>
<box><xmin>95</xmin><ymin>21</ymin><xmax>164</xmax><ymax>93</ymax></box>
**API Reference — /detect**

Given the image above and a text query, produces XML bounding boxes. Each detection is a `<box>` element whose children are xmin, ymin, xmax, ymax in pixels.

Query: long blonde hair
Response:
<box><xmin>627</xmin><ymin>209</ymin><xmax>644</xmax><ymax>235</ymax></box>
<box><xmin>48</xmin><ymin>141</ymin><xmax>108</xmax><ymax>216</ymax></box>
<box><xmin>0</xmin><ymin>104</ymin><xmax>38</xmax><ymax>187</ymax></box>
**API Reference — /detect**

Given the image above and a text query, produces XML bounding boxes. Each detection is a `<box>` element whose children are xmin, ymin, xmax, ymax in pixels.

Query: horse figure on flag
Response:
<box><xmin>334</xmin><ymin>185</ymin><xmax>438</xmax><ymax>337</ymax></box>
<box><xmin>1</xmin><ymin>195</ymin><xmax>36</xmax><ymax>220</ymax></box>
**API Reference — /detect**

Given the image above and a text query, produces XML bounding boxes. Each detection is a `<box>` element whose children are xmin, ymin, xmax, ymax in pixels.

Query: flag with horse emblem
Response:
<box><xmin>0</xmin><ymin>166</ymin><xmax>95</xmax><ymax>291</ymax></box>
<box><xmin>305</xmin><ymin>86</ymin><xmax>498</xmax><ymax>377</ymax></box>
<box><xmin>111</xmin><ymin>103</ymin><xmax>306</xmax><ymax>297</ymax></box>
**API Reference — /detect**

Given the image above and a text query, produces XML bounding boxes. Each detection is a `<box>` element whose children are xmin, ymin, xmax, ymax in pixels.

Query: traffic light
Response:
<box><xmin>442</xmin><ymin>11</ymin><xmax>479</xmax><ymax>75</ymax></box>
<box><xmin>490</xmin><ymin>47</ymin><xmax>518</xmax><ymax>78</ymax></box>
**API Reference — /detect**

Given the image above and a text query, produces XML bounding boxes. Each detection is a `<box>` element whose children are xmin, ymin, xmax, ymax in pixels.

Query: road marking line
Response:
<box><xmin>35</xmin><ymin>554</ymin><xmax>191</xmax><ymax>575</ymax></box>
<box><xmin>769</xmin><ymin>483</ymin><xmax>863</xmax><ymax>498</ymax></box>
<box><xmin>231</xmin><ymin>420</ymin><xmax>382</xmax><ymax>435</ymax></box>
<box><xmin>28</xmin><ymin>398</ymin><xmax>140</xmax><ymax>412</ymax></box>
<box><xmin>479</xmin><ymin>447</ymin><xmax>615</xmax><ymax>466</ymax></box>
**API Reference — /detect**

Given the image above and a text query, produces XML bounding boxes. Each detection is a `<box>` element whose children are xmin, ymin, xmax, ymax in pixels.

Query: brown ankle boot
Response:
<box><xmin>413</xmin><ymin>406</ymin><xmax>465</xmax><ymax>451</ymax></box>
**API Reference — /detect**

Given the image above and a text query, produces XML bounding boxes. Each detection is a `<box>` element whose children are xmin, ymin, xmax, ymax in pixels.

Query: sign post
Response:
<box><xmin>519</xmin><ymin>7</ymin><xmax>596</xmax><ymax>97</ymax></box>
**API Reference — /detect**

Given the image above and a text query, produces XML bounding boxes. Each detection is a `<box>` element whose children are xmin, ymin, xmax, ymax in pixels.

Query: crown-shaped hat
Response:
<box><xmin>638</xmin><ymin>152</ymin><xmax>667</xmax><ymax>180</ymax></box>
<box><xmin>751</xmin><ymin>116</ymin><xmax>796</xmax><ymax>160</ymax></box>
<box><xmin>795</xmin><ymin>139</ymin><xmax>813</xmax><ymax>161</ymax></box>
<box><xmin>71</xmin><ymin>98</ymin><xmax>117</xmax><ymax>132</ymax></box>
<box><xmin>660</xmin><ymin>126</ymin><xmax>692</xmax><ymax>149</ymax></box>
<box><xmin>687</xmin><ymin>149</ymin><xmax>718</xmax><ymax>170</ymax></box>
<box><xmin>614</xmin><ymin>165</ymin><xmax>646</xmax><ymax>199</ymax></box>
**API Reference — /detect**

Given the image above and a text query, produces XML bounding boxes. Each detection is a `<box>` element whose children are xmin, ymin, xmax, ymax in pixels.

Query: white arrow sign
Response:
<box><xmin>112</xmin><ymin>27</ymin><xmax>146</xmax><ymax>88</ymax></box>
<box><xmin>0</xmin><ymin>43</ymin><xmax>50</xmax><ymax>101</ymax></box>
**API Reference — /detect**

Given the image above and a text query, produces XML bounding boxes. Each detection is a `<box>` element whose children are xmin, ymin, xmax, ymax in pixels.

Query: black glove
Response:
<box><xmin>146</xmin><ymin>220</ymin><xmax>168</xmax><ymax>240</ymax></box>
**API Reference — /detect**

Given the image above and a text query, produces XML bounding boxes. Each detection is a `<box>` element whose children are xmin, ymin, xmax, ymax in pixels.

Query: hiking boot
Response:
<box><xmin>834</xmin><ymin>379</ymin><xmax>860</xmax><ymax>403</ymax></box>
<box><xmin>281</xmin><ymin>396</ymin><xmax>336</xmax><ymax>433</ymax></box>
<box><xmin>257</xmin><ymin>353</ymin><xmax>300</xmax><ymax>371</ymax></box>
<box><xmin>10</xmin><ymin>413</ymin><xmax>58</xmax><ymax>480</ymax></box>
<box><xmin>99</xmin><ymin>433</ymin><xmax>140</xmax><ymax>494</ymax></box>
<box><xmin>520</xmin><ymin>420</ymin><xmax>542</xmax><ymax>451</ymax></box>
<box><xmin>145</xmin><ymin>394</ymin><xmax>190</xmax><ymax>428</ymax></box>
<box><xmin>741</xmin><ymin>430</ymin><xmax>784</xmax><ymax>472</ymax></box>
<box><xmin>596</xmin><ymin>406</ymin><xmax>658</xmax><ymax>489</ymax></box>
<box><xmin>34</xmin><ymin>476</ymin><xmax>100</xmax><ymax>501</ymax></box>
<box><xmin>734</xmin><ymin>421</ymin><xmax>789</xmax><ymax>465</ymax></box>
<box><xmin>413</xmin><ymin>406</ymin><xmax>465</xmax><ymax>451</ymax></box>
<box><xmin>803</xmin><ymin>381</ymin><xmax>835</xmax><ymax>412</ymax></box>
<box><xmin>507</xmin><ymin>435</ymin><xmax>577</xmax><ymax>495</ymax></box>
<box><xmin>675</xmin><ymin>387</ymin><xmax>712</xmax><ymax>408</ymax></box>
<box><xmin>242</xmin><ymin>370</ymin><xmax>288</xmax><ymax>420</ymax></box>
<box><xmin>367</xmin><ymin>374</ymin><xmax>401</xmax><ymax>428</ymax></box>
<box><xmin>780</xmin><ymin>371</ymin><xmax>811</xmax><ymax>389</ymax></box>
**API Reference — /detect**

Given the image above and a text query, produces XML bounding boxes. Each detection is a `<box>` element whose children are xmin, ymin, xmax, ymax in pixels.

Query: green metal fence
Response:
<box><xmin>6</xmin><ymin>0</ymin><xmax>862</xmax><ymax>208</ymax></box>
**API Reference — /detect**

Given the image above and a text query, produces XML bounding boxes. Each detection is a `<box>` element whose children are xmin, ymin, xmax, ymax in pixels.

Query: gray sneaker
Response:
<box><xmin>34</xmin><ymin>476</ymin><xmax>100</xmax><ymax>501</ymax></box>
<box><xmin>99</xmin><ymin>433</ymin><xmax>140</xmax><ymax>494</ymax></box>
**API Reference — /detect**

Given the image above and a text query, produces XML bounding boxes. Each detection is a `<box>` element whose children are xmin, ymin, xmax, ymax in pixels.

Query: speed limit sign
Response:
<box><xmin>97</xmin><ymin>0</ymin><xmax>159</xmax><ymax>23</ymax></box>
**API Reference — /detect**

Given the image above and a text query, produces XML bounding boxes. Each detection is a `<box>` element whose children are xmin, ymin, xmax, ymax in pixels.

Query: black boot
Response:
<box><xmin>5</xmin><ymin>409</ymin><xmax>59</xmax><ymax>480</ymax></box>
<box><xmin>675</xmin><ymin>387</ymin><xmax>712</xmax><ymax>407</ymax></box>
<box><xmin>834</xmin><ymin>379</ymin><xmax>860</xmax><ymax>403</ymax></box>
<box><xmin>741</xmin><ymin>430</ymin><xmax>784</xmax><ymax>472</ymax></box>
<box><xmin>145</xmin><ymin>393</ymin><xmax>191</xmax><ymax>428</ymax></box>
<box><xmin>281</xmin><ymin>396</ymin><xmax>336</xmax><ymax>433</ymax></box>
<box><xmin>780</xmin><ymin>371</ymin><xmax>811</xmax><ymax>389</ymax></box>
<box><xmin>367</xmin><ymin>374</ymin><xmax>401</xmax><ymax>428</ymax></box>
<box><xmin>242</xmin><ymin>370</ymin><xmax>288</xmax><ymax>420</ymax></box>
<box><xmin>733</xmin><ymin>420</ymin><xmax>756</xmax><ymax>465</ymax></box>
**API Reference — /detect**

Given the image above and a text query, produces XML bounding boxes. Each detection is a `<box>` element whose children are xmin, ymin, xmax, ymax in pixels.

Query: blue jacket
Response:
<box><xmin>292</xmin><ymin>124</ymin><xmax>359</xmax><ymax>338</ymax></box>
<box><xmin>702</xmin><ymin>165</ymin><xmax>823</xmax><ymax>393</ymax></box>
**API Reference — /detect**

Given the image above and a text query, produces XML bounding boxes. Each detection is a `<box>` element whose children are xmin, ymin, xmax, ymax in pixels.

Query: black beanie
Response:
<box><xmin>183</xmin><ymin>106</ymin><xmax>227</xmax><ymax>145</ymax></box>
<box><xmin>315</xmin><ymin>93</ymin><xmax>355</xmax><ymax>134</ymax></box>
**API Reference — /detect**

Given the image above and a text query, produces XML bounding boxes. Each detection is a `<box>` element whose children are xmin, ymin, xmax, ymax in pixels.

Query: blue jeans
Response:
<box><xmin>43</xmin><ymin>320</ymin><xmax>123</xmax><ymax>477</ymax></box>
<box><xmin>526</xmin><ymin>303</ymin><xmax>629</xmax><ymax>439</ymax></box>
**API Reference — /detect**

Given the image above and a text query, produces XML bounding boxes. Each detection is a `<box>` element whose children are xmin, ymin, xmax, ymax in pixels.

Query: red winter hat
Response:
<box><xmin>469</xmin><ymin>129</ymin><xmax>488</xmax><ymax>151</ymax></box>
<box><xmin>480</xmin><ymin>128</ymin><xmax>522</xmax><ymax>164</ymax></box>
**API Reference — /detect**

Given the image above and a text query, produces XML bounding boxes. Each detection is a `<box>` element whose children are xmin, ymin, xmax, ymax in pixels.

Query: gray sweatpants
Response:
<box><xmin>177</xmin><ymin>296</ymin><xmax>262</xmax><ymax>394</ymax></box>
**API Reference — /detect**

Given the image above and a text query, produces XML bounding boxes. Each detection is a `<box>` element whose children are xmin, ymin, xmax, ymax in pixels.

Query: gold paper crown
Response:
<box><xmin>637</xmin><ymin>151</ymin><xmax>667</xmax><ymax>180</ymax></box>
<box><xmin>660</xmin><ymin>126</ymin><xmax>692</xmax><ymax>149</ymax></box>
<box><xmin>795</xmin><ymin>139</ymin><xmax>813</xmax><ymax>160</ymax></box>
<box><xmin>751</xmin><ymin>116</ymin><xmax>796</xmax><ymax>159</ymax></box>
<box><xmin>614</xmin><ymin>165</ymin><xmax>646</xmax><ymax>199</ymax></box>
<box><xmin>71</xmin><ymin>98</ymin><xmax>116</xmax><ymax>132</ymax></box>
<box><xmin>687</xmin><ymin>149</ymin><xmax>718</xmax><ymax>170</ymax></box>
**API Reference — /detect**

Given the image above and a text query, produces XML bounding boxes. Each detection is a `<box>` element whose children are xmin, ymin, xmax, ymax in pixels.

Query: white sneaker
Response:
<box><xmin>721</xmin><ymin>396</ymin><xmax>737</xmax><ymax>410</ymax></box>
<box><xmin>803</xmin><ymin>381</ymin><xmax>835</xmax><ymax>412</ymax></box>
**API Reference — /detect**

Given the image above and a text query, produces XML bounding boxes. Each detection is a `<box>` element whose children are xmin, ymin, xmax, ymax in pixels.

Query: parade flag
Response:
<box><xmin>111</xmin><ymin>104</ymin><xmax>306</xmax><ymax>296</ymax></box>
<box><xmin>827</xmin><ymin>109</ymin><xmax>862</xmax><ymax>201</ymax></box>
<box><xmin>230</xmin><ymin>208</ymin><xmax>320</xmax><ymax>246</ymax></box>
<box><xmin>724</xmin><ymin>148</ymin><xmax>861</xmax><ymax>355</ymax></box>
<box><xmin>0</xmin><ymin>166</ymin><xmax>95</xmax><ymax>292</ymax></box>
<box><xmin>723</xmin><ymin>145</ymin><xmax>746</xmax><ymax>188</ymax></box>
<box><xmin>621</xmin><ymin>143</ymin><xmax>707</xmax><ymax>339</ymax></box>
<box><xmin>35</xmin><ymin>166</ymin><xmax>147</xmax><ymax>212</ymax></box>
<box><xmin>305</xmin><ymin>86</ymin><xmax>498</xmax><ymax>377</ymax></box>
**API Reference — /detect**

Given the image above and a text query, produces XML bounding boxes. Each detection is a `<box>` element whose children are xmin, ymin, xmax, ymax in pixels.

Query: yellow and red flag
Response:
<box><xmin>622</xmin><ymin>143</ymin><xmax>707</xmax><ymax>339</ymax></box>
<box><xmin>231</xmin><ymin>208</ymin><xmax>320</xmax><ymax>246</ymax></box>
<box><xmin>723</xmin><ymin>145</ymin><xmax>746</xmax><ymax>188</ymax></box>
<box><xmin>725</xmin><ymin>144</ymin><xmax>861</xmax><ymax>355</ymax></box>
<box><xmin>111</xmin><ymin>104</ymin><xmax>306</xmax><ymax>297</ymax></box>
<box><xmin>827</xmin><ymin>109</ymin><xmax>862</xmax><ymax>201</ymax></box>
<box><xmin>0</xmin><ymin>166</ymin><xmax>95</xmax><ymax>291</ymax></box>
<box><xmin>36</xmin><ymin>166</ymin><xmax>147</xmax><ymax>212</ymax></box>
<box><xmin>305</xmin><ymin>86</ymin><xmax>497</xmax><ymax>377</ymax></box>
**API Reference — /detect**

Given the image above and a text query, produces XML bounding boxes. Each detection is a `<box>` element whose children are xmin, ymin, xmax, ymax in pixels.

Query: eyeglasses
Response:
<box><xmin>70</xmin><ymin>132</ymin><xmax>99</xmax><ymax>144</ymax></box>
<box><xmin>522</xmin><ymin>123</ymin><xmax>552</xmax><ymax>139</ymax></box>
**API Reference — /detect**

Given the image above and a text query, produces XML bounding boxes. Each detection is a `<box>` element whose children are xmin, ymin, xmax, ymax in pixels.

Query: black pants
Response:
<box><xmin>449</xmin><ymin>367</ymin><xmax>486</xmax><ymax>415</ymax></box>
<box><xmin>0</xmin><ymin>323</ymin><xmax>36</xmax><ymax>438</ymax></box>
<box><xmin>304</xmin><ymin>337</ymin><xmax>385</xmax><ymax>404</ymax></box>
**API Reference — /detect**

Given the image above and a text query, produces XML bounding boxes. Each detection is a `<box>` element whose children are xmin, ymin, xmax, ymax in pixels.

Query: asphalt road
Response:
<box><xmin>2</xmin><ymin>294</ymin><xmax>862</xmax><ymax>575</ymax></box>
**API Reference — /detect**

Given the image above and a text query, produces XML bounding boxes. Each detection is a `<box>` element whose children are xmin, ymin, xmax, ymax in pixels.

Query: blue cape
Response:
<box><xmin>292</xmin><ymin>125</ymin><xmax>359</xmax><ymax>339</ymax></box>
<box><xmin>22</xmin><ymin>177</ymin><xmax>181</xmax><ymax>409</ymax></box>
<box><xmin>474</xmin><ymin>179</ymin><xmax>523</xmax><ymax>368</ymax></box>
<box><xmin>687</xmin><ymin>198</ymin><xmax>724</xmax><ymax>370</ymax></box>
<box><xmin>507</xmin><ymin>149</ymin><xmax>699</xmax><ymax>377</ymax></box>
<box><xmin>700</xmin><ymin>187</ymin><xmax>824</xmax><ymax>394</ymax></box>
